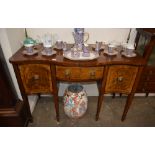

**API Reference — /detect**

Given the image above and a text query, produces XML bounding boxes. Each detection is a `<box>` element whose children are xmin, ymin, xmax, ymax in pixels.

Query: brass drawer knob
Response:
<box><xmin>64</xmin><ymin>70</ymin><xmax>71</xmax><ymax>78</ymax></box>
<box><xmin>90</xmin><ymin>71</ymin><xmax>96</xmax><ymax>79</ymax></box>
<box><xmin>117</xmin><ymin>76</ymin><xmax>124</xmax><ymax>82</ymax></box>
<box><xmin>33</xmin><ymin>74</ymin><xmax>39</xmax><ymax>80</ymax></box>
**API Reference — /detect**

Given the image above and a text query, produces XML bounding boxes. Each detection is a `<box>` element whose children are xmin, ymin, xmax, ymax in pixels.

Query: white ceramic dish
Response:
<box><xmin>104</xmin><ymin>50</ymin><xmax>118</xmax><ymax>56</ymax></box>
<box><xmin>22</xmin><ymin>49</ymin><xmax>38</xmax><ymax>56</ymax></box>
<box><xmin>63</xmin><ymin>51</ymin><xmax>99</xmax><ymax>61</ymax></box>
<box><xmin>121</xmin><ymin>52</ymin><xmax>137</xmax><ymax>57</ymax></box>
<box><xmin>41</xmin><ymin>50</ymin><xmax>56</xmax><ymax>56</ymax></box>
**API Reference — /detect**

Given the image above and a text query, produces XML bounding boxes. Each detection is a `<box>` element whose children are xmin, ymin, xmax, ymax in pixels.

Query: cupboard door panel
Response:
<box><xmin>19</xmin><ymin>64</ymin><xmax>52</xmax><ymax>94</ymax></box>
<box><xmin>105</xmin><ymin>65</ymin><xmax>138</xmax><ymax>94</ymax></box>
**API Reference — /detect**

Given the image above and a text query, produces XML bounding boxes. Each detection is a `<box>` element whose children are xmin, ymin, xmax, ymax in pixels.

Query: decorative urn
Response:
<box><xmin>63</xmin><ymin>84</ymin><xmax>88</xmax><ymax>119</ymax></box>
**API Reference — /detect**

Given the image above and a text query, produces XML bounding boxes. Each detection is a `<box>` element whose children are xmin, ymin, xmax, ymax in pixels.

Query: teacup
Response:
<box><xmin>126</xmin><ymin>44</ymin><xmax>135</xmax><ymax>55</ymax></box>
<box><xmin>42</xmin><ymin>33</ymin><xmax>52</xmax><ymax>48</ymax></box>
<box><xmin>71</xmin><ymin>47</ymin><xmax>80</xmax><ymax>58</ymax></box>
<box><xmin>95</xmin><ymin>41</ymin><xmax>102</xmax><ymax>52</ymax></box>
<box><xmin>108</xmin><ymin>44</ymin><xmax>116</xmax><ymax>53</ymax></box>
<box><xmin>62</xmin><ymin>42</ymin><xmax>68</xmax><ymax>51</ymax></box>
<box><xmin>24</xmin><ymin>44</ymin><xmax>33</xmax><ymax>53</ymax></box>
<box><xmin>82</xmin><ymin>46</ymin><xmax>90</xmax><ymax>57</ymax></box>
<box><xmin>44</xmin><ymin>47</ymin><xmax>52</xmax><ymax>55</ymax></box>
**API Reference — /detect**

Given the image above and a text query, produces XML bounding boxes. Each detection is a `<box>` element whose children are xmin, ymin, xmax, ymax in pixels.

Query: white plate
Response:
<box><xmin>121</xmin><ymin>52</ymin><xmax>137</xmax><ymax>57</ymax></box>
<box><xmin>22</xmin><ymin>50</ymin><xmax>38</xmax><ymax>56</ymax></box>
<box><xmin>41</xmin><ymin>50</ymin><xmax>56</xmax><ymax>56</ymax></box>
<box><xmin>63</xmin><ymin>51</ymin><xmax>99</xmax><ymax>61</ymax></box>
<box><xmin>104</xmin><ymin>50</ymin><xmax>118</xmax><ymax>56</ymax></box>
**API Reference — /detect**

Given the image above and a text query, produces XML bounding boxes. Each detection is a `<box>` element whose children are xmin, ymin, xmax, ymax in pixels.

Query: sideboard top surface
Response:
<box><xmin>10</xmin><ymin>44</ymin><xmax>146</xmax><ymax>67</ymax></box>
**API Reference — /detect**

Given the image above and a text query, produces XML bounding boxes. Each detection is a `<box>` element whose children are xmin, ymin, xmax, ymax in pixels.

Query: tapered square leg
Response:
<box><xmin>53</xmin><ymin>94</ymin><xmax>59</xmax><ymax>122</ymax></box>
<box><xmin>121</xmin><ymin>93</ymin><xmax>134</xmax><ymax>121</ymax></box>
<box><xmin>96</xmin><ymin>94</ymin><xmax>104</xmax><ymax>121</ymax></box>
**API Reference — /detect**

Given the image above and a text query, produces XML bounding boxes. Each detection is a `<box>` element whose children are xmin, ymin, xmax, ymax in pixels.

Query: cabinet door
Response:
<box><xmin>105</xmin><ymin>65</ymin><xmax>138</xmax><ymax>94</ymax></box>
<box><xmin>19</xmin><ymin>64</ymin><xmax>52</xmax><ymax>94</ymax></box>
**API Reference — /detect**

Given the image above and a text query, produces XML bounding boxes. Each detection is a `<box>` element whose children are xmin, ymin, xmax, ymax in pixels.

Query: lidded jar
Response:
<box><xmin>23</xmin><ymin>37</ymin><xmax>36</xmax><ymax>53</ymax></box>
<box><xmin>63</xmin><ymin>84</ymin><xmax>88</xmax><ymax>119</ymax></box>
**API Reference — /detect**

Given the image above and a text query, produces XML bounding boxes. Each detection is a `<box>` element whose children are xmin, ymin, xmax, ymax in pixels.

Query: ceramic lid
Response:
<box><xmin>24</xmin><ymin>37</ymin><xmax>36</xmax><ymax>46</ymax></box>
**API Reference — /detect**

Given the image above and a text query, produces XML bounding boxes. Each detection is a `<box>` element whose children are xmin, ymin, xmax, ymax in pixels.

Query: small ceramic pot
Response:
<box><xmin>108</xmin><ymin>44</ymin><xmax>116</xmax><ymax>53</ymax></box>
<box><xmin>24</xmin><ymin>44</ymin><xmax>34</xmax><ymax>53</ymax></box>
<box><xmin>95</xmin><ymin>41</ymin><xmax>102</xmax><ymax>52</ymax></box>
<box><xmin>24</xmin><ymin>37</ymin><xmax>36</xmax><ymax>53</ymax></box>
<box><xmin>63</xmin><ymin>84</ymin><xmax>88</xmax><ymax>119</ymax></box>
<box><xmin>126</xmin><ymin>44</ymin><xmax>135</xmax><ymax>55</ymax></box>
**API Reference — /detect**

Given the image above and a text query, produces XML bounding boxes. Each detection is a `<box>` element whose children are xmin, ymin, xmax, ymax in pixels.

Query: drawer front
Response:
<box><xmin>80</xmin><ymin>67</ymin><xmax>104</xmax><ymax>80</ymax></box>
<box><xmin>56</xmin><ymin>66</ymin><xmax>104</xmax><ymax>80</ymax></box>
<box><xmin>19</xmin><ymin>64</ymin><xmax>52</xmax><ymax>94</ymax></box>
<box><xmin>105</xmin><ymin>65</ymin><xmax>138</xmax><ymax>94</ymax></box>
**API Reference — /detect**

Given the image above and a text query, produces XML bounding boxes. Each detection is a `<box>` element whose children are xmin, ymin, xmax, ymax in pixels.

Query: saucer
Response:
<box><xmin>121</xmin><ymin>52</ymin><xmax>137</xmax><ymax>57</ymax></box>
<box><xmin>22</xmin><ymin>49</ymin><xmax>38</xmax><ymax>56</ymax></box>
<box><xmin>41</xmin><ymin>50</ymin><xmax>56</xmax><ymax>56</ymax></box>
<box><xmin>104</xmin><ymin>50</ymin><xmax>118</xmax><ymax>56</ymax></box>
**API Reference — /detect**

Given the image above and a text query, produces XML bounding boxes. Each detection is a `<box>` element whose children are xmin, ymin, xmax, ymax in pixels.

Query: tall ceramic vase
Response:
<box><xmin>63</xmin><ymin>84</ymin><xmax>88</xmax><ymax>119</ymax></box>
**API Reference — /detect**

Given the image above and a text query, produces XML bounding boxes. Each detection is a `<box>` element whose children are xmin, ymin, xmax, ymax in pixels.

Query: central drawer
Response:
<box><xmin>56</xmin><ymin>66</ymin><xmax>104</xmax><ymax>81</ymax></box>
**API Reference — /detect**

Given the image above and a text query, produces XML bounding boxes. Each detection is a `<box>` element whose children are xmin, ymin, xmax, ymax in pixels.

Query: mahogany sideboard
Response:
<box><xmin>9</xmin><ymin>44</ymin><xmax>146</xmax><ymax>124</ymax></box>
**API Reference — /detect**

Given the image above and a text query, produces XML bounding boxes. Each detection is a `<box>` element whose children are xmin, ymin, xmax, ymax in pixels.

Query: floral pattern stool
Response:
<box><xmin>63</xmin><ymin>84</ymin><xmax>88</xmax><ymax>119</ymax></box>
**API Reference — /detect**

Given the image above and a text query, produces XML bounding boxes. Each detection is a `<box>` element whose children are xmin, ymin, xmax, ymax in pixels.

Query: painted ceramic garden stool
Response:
<box><xmin>63</xmin><ymin>84</ymin><xmax>88</xmax><ymax>118</ymax></box>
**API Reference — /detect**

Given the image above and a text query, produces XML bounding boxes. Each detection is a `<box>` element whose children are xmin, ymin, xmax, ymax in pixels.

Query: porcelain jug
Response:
<box><xmin>72</xmin><ymin>28</ymin><xmax>89</xmax><ymax>46</ymax></box>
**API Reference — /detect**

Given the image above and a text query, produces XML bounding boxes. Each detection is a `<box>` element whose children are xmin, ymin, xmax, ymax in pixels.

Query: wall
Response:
<box><xmin>0</xmin><ymin>28</ymin><xmax>25</xmax><ymax>99</ymax></box>
<box><xmin>27</xmin><ymin>28</ymin><xmax>137</xmax><ymax>44</ymax></box>
<box><xmin>6</xmin><ymin>29</ymin><xmax>25</xmax><ymax>54</ymax></box>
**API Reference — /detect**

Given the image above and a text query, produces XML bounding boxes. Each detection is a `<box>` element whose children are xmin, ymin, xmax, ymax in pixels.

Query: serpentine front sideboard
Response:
<box><xmin>9</xmin><ymin>44</ymin><xmax>146</xmax><ymax>125</ymax></box>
